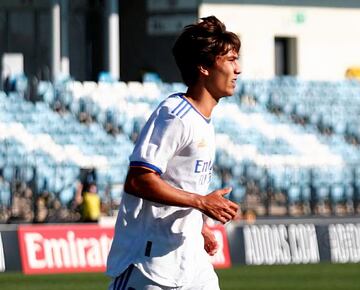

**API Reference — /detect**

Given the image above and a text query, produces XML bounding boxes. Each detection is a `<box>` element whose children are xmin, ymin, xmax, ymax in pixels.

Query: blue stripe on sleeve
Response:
<box><xmin>179</xmin><ymin>94</ymin><xmax>211</xmax><ymax>123</ymax></box>
<box><xmin>130</xmin><ymin>161</ymin><xmax>163</xmax><ymax>175</ymax></box>
<box><xmin>171</xmin><ymin>99</ymin><xmax>185</xmax><ymax>114</ymax></box>
<box><xmin>176</xmin><ymin>103</ymin><xmax>190</xmax><ymax>117</ymax></box>
<box><xmin>179</xmin><ymin>105</ymin><xmax>192</xmax><ymax>119</ymax></box>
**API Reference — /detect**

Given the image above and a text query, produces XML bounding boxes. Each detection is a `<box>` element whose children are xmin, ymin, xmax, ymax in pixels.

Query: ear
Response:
<box><xmin>198</xmin><ymin>65</ymin><xmax>209</xmax><ymax>76</ymax></box>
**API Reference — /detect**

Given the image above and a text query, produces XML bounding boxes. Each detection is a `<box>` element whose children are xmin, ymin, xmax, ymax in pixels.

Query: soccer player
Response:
<box><xmin>107</xmin><ymin>16</ymin><xmax>241</xmax><ymax>289</ymax></box>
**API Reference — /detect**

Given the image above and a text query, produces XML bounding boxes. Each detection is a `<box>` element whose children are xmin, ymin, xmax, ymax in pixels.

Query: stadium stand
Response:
<box><xmin>1</xmin><ymin>77</ymin><xmax>360</xmax><ymax>223</ymax></box>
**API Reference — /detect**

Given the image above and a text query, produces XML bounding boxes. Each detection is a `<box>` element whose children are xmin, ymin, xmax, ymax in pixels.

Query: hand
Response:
<box><xmin>202</xmin><ymin>224</ymin><xmax>218</xmax><ymax>256</ymax></box>
<box><xmin>199</xmin><ymin>187</ymin><xmax>239</xmax><ymax>224</ymax></box>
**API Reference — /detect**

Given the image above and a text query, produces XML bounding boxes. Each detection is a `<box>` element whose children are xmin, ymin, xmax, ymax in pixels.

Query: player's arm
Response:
<box><xmin>201</xmin><ymin>215</ymin><xmax>218</xmax><ymax>255</ymax></box>
<box><xmin>124</xmin><ymin>166</ymin><xmax>238</xmax><ymax>224</ymax></box>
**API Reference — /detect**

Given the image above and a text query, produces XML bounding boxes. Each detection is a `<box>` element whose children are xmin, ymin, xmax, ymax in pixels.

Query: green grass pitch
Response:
<box><xmin>1</xmin><ymin>263</ymin><xmax>360</xmax><ymax>290</ymax></box>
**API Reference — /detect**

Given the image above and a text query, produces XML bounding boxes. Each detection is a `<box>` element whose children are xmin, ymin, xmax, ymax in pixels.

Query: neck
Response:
<box><xmin>185</xmin><ymin>85</ymin><xmax>218</xmax><ymax>118</ymax></box>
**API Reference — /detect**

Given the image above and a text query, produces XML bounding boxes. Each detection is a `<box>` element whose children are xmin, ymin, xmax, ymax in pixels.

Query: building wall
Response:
<box><xmin>2</xmin><ymin>1</ymin><xmax>360</xmax><ymax>82</ymax></box>
<box><xmin>119</xmin><ymin>0</ymin><xmax>185</xmax><ymax>83</ymax></box>
<box><xmin>0</xmin><ymin>0</ymin><xmax>104</xmax><ymax>82</ymax></box>
<box><xmin>0</xmin><ymin>5</ymin><xmax>51</xmax><ymax>80</ymax></box>
<box><xmin>200</xmin><ymin>3</ymin><xmax>360</xmax><ymax>80</ymax></box>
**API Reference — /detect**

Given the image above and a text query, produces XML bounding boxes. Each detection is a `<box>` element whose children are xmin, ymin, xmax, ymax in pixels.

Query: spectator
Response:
<box><xmin>35</xmin><ymin>191</ymin><xmax>50</xmax><ymax>223</ymax></box>
<box><xmin>0</xmin><ymin>176</ymin><xmax>11</xmax><ymax>223</ymax></box>
<box><xmin>80</xmin><ymin>183</ymin><xmax>101</xmax><ymax>222</ymax></box>
<box><xmin>47</xmin><ymin>197</ymin><xmax>70</xmax><ymax>223</ymax></box>
<box><xmin>9</xmin><ymin>182</ymin><xmax>34</xmax><ymax>223</ymax></box>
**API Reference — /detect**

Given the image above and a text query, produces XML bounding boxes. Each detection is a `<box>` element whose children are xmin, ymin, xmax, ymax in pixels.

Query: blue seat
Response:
<box><xmin>288</xmin><ymin>185</ymin><xmax>301</xmax><ymax>203</ymax></box>
<box><xmin>331</xmin><ymin>184</ymin><xmax>345</xmax><ymax>203</ymax></box>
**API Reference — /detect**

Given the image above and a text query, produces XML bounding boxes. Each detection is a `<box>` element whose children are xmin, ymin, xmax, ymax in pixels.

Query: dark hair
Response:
<box><xmin>172</xmin><ymin>16</ymin><xmax>241</xmax><ymax>87</ymax></box>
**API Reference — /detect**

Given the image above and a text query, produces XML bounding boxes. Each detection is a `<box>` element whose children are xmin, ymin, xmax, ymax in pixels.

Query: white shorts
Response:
<box><xmin>108</xmin><ymin>264</ymin><xmax>220</xmax><ymax>290</ymax></box>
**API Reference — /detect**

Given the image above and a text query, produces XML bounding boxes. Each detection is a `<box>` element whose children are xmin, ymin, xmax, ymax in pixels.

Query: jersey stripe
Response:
<box><xmin>179</xmin><ymin>105</ymin><xmax>192</xmax><ymax>119</ymax></box>
<box><xmin>179</xmin><ymin>95</ymin><xmax>211</xmax><ymax>123</ymax></box>
<box><xmin>173</xmin><ymin>101</ymin><xmax>188</xmax><ymax>116</ymax></box>
<box><xmin>113</xmin><ymin>272</ymin><xmax>125</xmax><ymax>290</ymax></box>
<box><xmin>171</xmin><ymin>99</ymin><xmax>185</xmax><ymax>115</ymax></box>
<box><xmin>120</xmin><ymin>265</ymin><xmax>134</xmax><ymax>290</ymax></box>
<box><xmin>176</xmin><ymin>103</ymin><xmax>190</xmax><ymax>117</ymax></box>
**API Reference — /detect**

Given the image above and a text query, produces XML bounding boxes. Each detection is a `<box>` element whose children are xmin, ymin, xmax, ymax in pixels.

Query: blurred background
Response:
<box><xmin>0</xmin><ymin>0</ymin><xmax>360</xmax><ymax>290</ymax></box>
<box><xmin>1</xmin><ymin>0</ymin><xmax>360</xmax><ymax>280</ymax></box>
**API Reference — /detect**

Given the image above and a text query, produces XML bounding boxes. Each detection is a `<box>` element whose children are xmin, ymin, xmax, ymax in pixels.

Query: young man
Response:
<box><xmin>107</xmin><ymin>16</ymin><xmax>241</xmax><ymax>289</ymax></box>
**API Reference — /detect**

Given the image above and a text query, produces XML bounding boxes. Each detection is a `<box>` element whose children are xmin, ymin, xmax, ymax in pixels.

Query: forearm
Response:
<box><xmin>124</xmin><ymin>167</ymin><xmax>238</xmax><ymax>223</ymax></box>
<box><xmin>124</xmin><ymin>167</ymin><xmax>203</xmax><ymax>210</ymax></box>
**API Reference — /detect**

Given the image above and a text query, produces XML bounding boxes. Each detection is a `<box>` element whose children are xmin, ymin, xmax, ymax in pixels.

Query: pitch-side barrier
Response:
<box><xmin>0</xmin><ymin>216</ymin><xmax>359</xmax><ymax>274</ymax></box>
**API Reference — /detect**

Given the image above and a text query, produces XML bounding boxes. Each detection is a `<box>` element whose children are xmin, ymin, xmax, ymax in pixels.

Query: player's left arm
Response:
<box><xmin>202</xmin><ymin>215</ymin><xmax>218</xmax><ymax>256</ymax></box>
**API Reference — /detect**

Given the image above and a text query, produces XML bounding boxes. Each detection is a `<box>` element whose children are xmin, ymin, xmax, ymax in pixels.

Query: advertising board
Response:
<box><xmin>0</xmin><ymin>225</ymin><xmax>22</xmax><ymax>272</ymax></box>
<box><xmin>18</xmin><ymin>224</ymin><xmax>114</xmax><ymax>274</ymax></box>
<box><xmin>18</xmin><ymin>223</ymin><xmax>231</xmax><ymax>274</ymax></box>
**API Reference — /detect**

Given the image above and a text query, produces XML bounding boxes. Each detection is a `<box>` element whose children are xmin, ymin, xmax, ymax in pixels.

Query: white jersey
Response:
<box><xmin>106</xmin><ymin>93</ymin><xmax>216</xmax><ymax>287</ymax></box>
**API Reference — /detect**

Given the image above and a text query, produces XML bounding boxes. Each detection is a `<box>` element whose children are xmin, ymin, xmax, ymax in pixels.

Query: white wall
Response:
<box><xmin>199</xmin><ymin>4</ymin><xmax>360</xmax><ymax>80</ymax></box>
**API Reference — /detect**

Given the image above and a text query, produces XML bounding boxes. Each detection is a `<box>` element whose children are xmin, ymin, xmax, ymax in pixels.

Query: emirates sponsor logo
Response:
<box><xmin>23</xmin><ymin>230</ymin><xmax>113</xmax><ymax>270</ymax></box>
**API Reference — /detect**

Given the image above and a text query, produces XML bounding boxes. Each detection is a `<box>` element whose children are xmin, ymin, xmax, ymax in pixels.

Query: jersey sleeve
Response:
<box><xmin>129</xmin><ymin>106</ymin><xmax>190</xmax><ymax>175</ymax></box>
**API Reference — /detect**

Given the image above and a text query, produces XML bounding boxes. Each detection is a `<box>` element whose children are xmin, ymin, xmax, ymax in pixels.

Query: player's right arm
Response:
<box><xmin>124</xmin><ymin>166</ymin><xmax>238</xmax><ymax>224</ymax></box>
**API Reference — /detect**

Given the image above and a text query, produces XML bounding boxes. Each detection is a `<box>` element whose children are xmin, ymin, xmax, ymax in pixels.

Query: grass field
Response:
<box><xmin>1</xmin><ymin>263</ymin><xmax>360</xmax><ymax>290</ymax></box>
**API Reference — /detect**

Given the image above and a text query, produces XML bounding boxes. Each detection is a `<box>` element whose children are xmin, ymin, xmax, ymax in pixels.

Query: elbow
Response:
<box><xmin>124</xmin><ymin>175</ymin><xmax>138</xmax><ymax>196</ymax></box>
<box><xmin>124</xmin><ymin>170</ymin><xmax>148</xmax><ymax>197</ymax></box>
<box><xmin>123</xmin><ymin>167</ymin><xmax>158</xmax><ymax>198</ymax></box>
